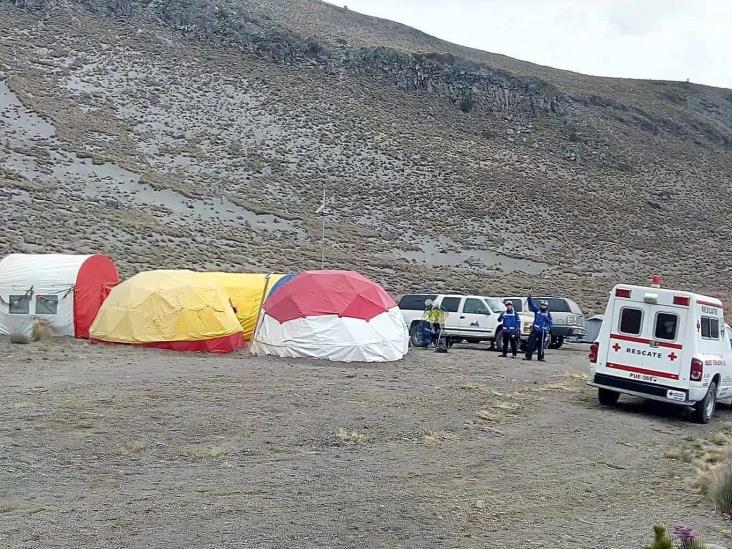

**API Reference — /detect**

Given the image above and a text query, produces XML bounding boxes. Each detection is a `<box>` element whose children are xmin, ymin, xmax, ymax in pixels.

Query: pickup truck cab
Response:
<box><xmin>588</xmin><ymin>283</ymin><xmax>732</xmax><ymax>423</ymax></box>
<box><xmin>399</xmin><ymin>293</ymin><xmax>533</xmax><ymax>351</ymax></box>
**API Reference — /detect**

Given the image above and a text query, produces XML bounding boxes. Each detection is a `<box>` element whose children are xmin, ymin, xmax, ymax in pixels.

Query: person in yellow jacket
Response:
<box><xmin>423</xmin><ymin>299</ymin><xmax>448</xmax><ymax>348</ymax></box>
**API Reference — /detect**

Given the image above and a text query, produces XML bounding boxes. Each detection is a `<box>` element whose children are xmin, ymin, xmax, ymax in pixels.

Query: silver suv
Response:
<box><xmin>501</xmin><ymin>296</ymin><xmax>586</xmax><ymax>349</ymax></box>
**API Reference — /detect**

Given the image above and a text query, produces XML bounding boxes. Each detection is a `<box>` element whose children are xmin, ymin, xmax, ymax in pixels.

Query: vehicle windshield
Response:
<box><xmin>486</xmin><ymin>298</ymin><xmax>506</xmax><ymax>313</ymax></box>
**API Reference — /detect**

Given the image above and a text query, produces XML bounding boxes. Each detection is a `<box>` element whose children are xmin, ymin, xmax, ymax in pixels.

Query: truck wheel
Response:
<box><xmin>692</xmin><ymin>381</ymin><xmax>718</xmax><ymax>424</ymax></box>
<box><xmin>598</xmin><ymin>388</ymin><xmax>620</xmax><ymax>406</ymax></box>
<box><xmin>549</xmin><ymin>336</ymin><xmax>565</xmax><ymax>349</ymax></box>
<box><xmin>409</xmin><ymin>322</ymin><xmax>430</xmax><ymax>348</ymax></box>
<box><xmin>494</xmin><ymin>329</ymin><xmax>503</xmax><ymax>353</ymax></box>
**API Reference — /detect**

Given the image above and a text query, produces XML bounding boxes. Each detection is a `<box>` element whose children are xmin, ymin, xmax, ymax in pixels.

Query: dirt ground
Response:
<box><xmin>1</xmin><ymin>338</ymin><xmax>729</xmax><ymax>548</ymax></box>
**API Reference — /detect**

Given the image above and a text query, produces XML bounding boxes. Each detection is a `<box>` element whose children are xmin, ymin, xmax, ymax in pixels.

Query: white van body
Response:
<box><xmin>588</xmin><ymin>284</ymin><xmax>732</xmax><ymax>423</ymax></box>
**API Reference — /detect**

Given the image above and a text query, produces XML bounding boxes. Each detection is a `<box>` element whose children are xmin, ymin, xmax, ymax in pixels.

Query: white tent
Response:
<box><xmin>0</xmin><ymin>254</ymin><xmax>119</xmax><ymax>338</ymax></box>
<box><xmin>250</xmin><ymin>270</ymin><xmax>409</xmax><ymax>363</ymax></box>
<box><xmin>252</xmin><ymin>308</ymin><xmax>409</xmax><ymax>362</ymax></box>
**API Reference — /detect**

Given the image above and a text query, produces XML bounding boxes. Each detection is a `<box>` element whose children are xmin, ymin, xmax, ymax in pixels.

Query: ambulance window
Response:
<box><xmin>441</xmin><ymin>297</ymin><xmax>461</xmax><ymax>313</ymax></box>
<box><xmin>654</xmin><ymin>313</ymin><xmax>678</xmax><ymax>341</ymax></box>
<box><xmin>701</xmin><ymin>317</ymin><xmax>720</xmax><ymax>340</ymax></box>
<box><xmin>35</xmin><ymin>295</ymin><xmax>58</xmax><ymax>315</ymax></box>
<box><xmin>9</xmin><ymin>295</ymin><xmax>31</xmax><ymax>314</ymax></box>
<box><xmin>619</xmin><ymin>308</ymin><xmax>643</xmax><ymax>335</ymax></box>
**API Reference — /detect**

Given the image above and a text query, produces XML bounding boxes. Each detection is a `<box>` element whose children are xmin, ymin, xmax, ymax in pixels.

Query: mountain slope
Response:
<box><xmin>1</xmin><ymin>0</ymin><xmax>731</xmax><ymax>311</ymax></box>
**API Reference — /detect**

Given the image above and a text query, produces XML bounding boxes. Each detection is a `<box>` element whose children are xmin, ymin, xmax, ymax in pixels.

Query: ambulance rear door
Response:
<box><xmin>603</xmin><ymin>291</ymin><xmax>686</xmax><ymax>388</ymax></box>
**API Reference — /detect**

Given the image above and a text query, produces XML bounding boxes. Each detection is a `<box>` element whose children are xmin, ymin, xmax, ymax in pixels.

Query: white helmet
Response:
<box><xmin>424</xmin><ymin>299</ymin><xmax>433</xmax><ymax>307</ymax></box>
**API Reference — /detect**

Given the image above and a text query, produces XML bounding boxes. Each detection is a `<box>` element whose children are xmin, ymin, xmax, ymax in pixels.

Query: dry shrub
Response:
<box><xmin>475</xmin><ymin>410</ymin><xmax>502</xmax><ymax>423</ymax></box>
<box><xmin>181</xmin><ymin>445</ymin><xmax>230</xmax><ymax>459</ymax></box>
<box><xmin>423</xmin><ymin>430</ymin><xmax>458</xmax><ymax>445</ymax></box>
<box><xmin>667</xmin><ymin>427</ymin><xmax>732</xmax><ymax>516</ymax></box>
<box><xmin>31</xmin><ymin>319</ymin><xmax>54</xmax><ymax>342</ymax></box>
<box><xmin>116</xmin><ymin>441</ymin><xmax>145</xmax><ymax>455</ymax></box>
<box><xmin>335</xmin><ymin>428</ymin><xmax>374</xmax><ymax>445</ymax></box>
<box><xmin>10</xmin><ymin>333</ymin><xmax>30</xmax><ymax>344</ymax></box>
<box><xmin>708</xmin><ymin>465</ymin><xmax>732</xmax><ymax>515</ymax></box>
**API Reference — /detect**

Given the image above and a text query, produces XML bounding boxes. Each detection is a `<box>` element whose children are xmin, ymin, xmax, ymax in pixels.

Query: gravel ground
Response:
<box><xmin>1</xmin><ymin>338</ymin><xmax>729</xmax><ymax>548</ymax></box>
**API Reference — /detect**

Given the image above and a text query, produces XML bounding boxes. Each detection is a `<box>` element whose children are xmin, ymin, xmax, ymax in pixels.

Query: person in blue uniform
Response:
<box><xmin>524</xmin><ymin>294</ymin><xmax>553</xmax><ymax>362</ymax></box>
<box><xmin>498</xmin><ymin>301</ymin><xmax>521</xmax><ymax>358</ymax></box>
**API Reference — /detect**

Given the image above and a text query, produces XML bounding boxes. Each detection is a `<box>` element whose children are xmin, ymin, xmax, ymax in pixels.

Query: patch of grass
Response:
<box><xmin>335</xmin><ymin>428</ymin><xmax>374</xmax><ymax>445</ymax></box>
<box><xmin>422</xmin><ymin>430</ymin><xmax>458</xmax><ymax>445</ymax></box>
<box><xmin>181</xmin><ymin>445</ymin><xmax>230</xmax><ymax>460</ymax></box>
<box><xmin>542</xmin><ymin>382</ymin><xmax>582</xmax><ymax>393</ymax></box>
<box><xmin>116</xmin><ymin>441</ymin><xmax>145</xmax><ymax>455</ymax></box>
<box><xmin>709</xmin><ymin>465</ymin><xmax>732</xmax><ymax>515</ymax></box>
<box><xmin>475</xmin><ymin>410</ymin><xmax>503</xmax><ymax>423</ymax></box>
<box><xmin>666</xmin><ymin>427</ymin><xmax>732</xmax><ymax>516</ymax></box>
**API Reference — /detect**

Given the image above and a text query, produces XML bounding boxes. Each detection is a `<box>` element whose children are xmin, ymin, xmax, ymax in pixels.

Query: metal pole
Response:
<box><xmin>250</xmin><ymin>273</ymin><xmax>272</xmax><ymax>355</ymax></box>
<box><xmin>321</xmin><ymin>187</ymin><xmax>326</xmax><ymax>270</ymax></box>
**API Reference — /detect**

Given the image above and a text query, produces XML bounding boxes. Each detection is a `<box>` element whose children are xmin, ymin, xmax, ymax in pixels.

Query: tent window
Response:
<box><xmin>9</xmin><ymin>295</ymin><xmax>31</xmax><ymax>314</ymax></box>
<box><xmin>36</xmin><ymin>295</ymin><xmax>59</xmax><ymax>315</ymax></box>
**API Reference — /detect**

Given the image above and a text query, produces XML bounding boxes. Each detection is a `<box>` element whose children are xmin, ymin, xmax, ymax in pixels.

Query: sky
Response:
<box><xmin>325</xmin><ymin>0</ymin><xmax>732</xmax><ymax>89</ymax></box>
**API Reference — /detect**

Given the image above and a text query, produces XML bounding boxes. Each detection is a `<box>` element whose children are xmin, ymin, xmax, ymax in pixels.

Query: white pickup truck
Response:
<box><xmin>398</xmin><ymin>293</ymin><xmax>534</xmax><ymax>352</ymax></box>
<box><xmin>589</xmin><ymin>283</ymin><xmax>732</xmax><ymax>423</ymax></box>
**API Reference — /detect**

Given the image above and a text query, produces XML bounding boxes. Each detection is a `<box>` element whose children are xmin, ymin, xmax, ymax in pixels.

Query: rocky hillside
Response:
<box><xmin>1</xmin><ymin>0</ymin><xmax>731</xmax><ymax>311</ymax></box>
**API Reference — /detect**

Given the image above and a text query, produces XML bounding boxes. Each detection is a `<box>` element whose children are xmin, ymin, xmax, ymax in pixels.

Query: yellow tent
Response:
<box><xmin>197</xmin><ymin>273</ymin><xmax>287</xmax><ymax>340</ymax></box>
<box><xmin>89</xmin><ymin>270</ymin><xmax>244</xmax><ymax>352</ymax></box>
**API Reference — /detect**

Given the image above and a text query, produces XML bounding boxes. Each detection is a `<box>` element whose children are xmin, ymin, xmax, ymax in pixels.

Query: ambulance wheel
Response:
<box><xmin>598</xmin><ymin>388</ymin><xmax>620</xmax><ymax>406</ymax></box>
<box><xmin>692</xmin><ymin>381</ymin><xmax>717</xmax><ymax>424</ymax></box>
<box><xmin>549</xmin><ymin>336</ymin><xmax>564</xmax><ymax>349</ymax></box>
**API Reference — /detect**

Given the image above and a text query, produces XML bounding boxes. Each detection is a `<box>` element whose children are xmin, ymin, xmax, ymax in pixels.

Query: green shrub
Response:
<box><xmin>459</xmin><ymin>93</ymin><xmax>476</xmax><ymax>113</ymax></box>
<box><xmin>644</xmin><ymin>525</ymin><xmax>673</xmax><ymax>549</ymax></box>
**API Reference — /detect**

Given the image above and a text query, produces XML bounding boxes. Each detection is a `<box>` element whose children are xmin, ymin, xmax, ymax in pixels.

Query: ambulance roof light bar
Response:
<box><xmin>615</xmin><ymin>288</ymin><xmax>631</xmax><ymax>298</ymax></box>
<box><xmin>651</xmin><ymin>274</ymin><xmax>661</xmax><ymax>288</ymax></box>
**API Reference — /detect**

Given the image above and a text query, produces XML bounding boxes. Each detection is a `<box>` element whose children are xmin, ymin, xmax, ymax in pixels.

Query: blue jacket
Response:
<box><xmin>498</xmin><ymin>310</ymin><xmax>521</xmax><ymax>333</ymax></box>
<box><xmin>527</xmin><ymin>296</ymin><xmax>553</xmax><ymax>333</ymax></box>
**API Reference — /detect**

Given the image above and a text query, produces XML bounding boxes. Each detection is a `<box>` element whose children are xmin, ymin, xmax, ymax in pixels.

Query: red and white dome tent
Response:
<box><xmin>251</xmin><ymin>270</ymin><xmax>409</xmax><ymax>362</ymax></box>
<box><xmin>0</xmin><ymin>254</ymin><xmax>119</xmax><ymax>339</ymax></box>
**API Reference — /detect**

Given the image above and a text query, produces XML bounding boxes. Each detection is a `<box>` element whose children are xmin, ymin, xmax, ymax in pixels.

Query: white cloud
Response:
<box><xmin>327</xmin><ymin>0</ymin><xmax>732</xmax><ymax>88</ymax></box>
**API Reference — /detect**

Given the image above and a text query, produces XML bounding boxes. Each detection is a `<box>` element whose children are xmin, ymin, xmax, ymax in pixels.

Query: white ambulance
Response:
<box><xmin>588</xmin><ymin>282</ymin><xmax>732</xmax><ymax>423</ymax></box>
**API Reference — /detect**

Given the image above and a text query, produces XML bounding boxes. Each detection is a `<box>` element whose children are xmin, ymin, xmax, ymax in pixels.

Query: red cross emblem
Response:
<box><xmin>612</xmin><ymin>343</ymin><xmax>621</xmax><ymax>352</ymax></box>
<box><xmin>668</xmin><ymin>352</ymin><xmax>678</xmax><ymax>361</ymax></box>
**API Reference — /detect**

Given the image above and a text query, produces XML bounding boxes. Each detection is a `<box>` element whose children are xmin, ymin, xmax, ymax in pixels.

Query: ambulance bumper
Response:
<box><xmin>587</xmin><ymin>382</ymin><xmax>695</xmax><ymax>406</ymax></box>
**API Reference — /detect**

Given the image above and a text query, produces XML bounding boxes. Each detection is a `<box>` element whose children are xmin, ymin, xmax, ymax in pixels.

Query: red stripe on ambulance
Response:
<box><xmin>606</xmin><ymin>362</ymin><xmax>680</xmax><ymax>380</ymax></box>
<box><xmin>697</xmin><ymin>299</ymin><xmax>722</xmax><ymax>308</ymax></box>
<box><xmin>609</xmin><ymin>333</ymin><xmax>683</xmax><ymax>350</ymax></box>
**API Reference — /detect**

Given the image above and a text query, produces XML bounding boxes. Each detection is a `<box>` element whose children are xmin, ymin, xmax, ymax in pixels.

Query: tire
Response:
<box><xmin>692</xmin><ymin>381</ymin><xmax>718</xmax><ymax>424</ymax></box>
<box><xmin>409</xmin><ymin>322</ymin><xmax>430</xmax><ymax>348</ymax></box>
<box><xmin>494</xmin><ymin>329</ymin><xmax>503</xmax><ymax>353</ymax></box>
<box><xmin>549</xmin><ymin>336</ymin><xmax>565</xmax><ymax>349</ymax></box>
<box><xmin>598</xmin><ymin>388</ymin><xmax>620</xmax><ymax>406</ymax></box>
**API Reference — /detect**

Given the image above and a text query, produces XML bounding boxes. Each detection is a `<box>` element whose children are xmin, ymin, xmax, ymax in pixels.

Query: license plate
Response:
<box><xmin>629</xmin><ymin>372</ymin><xmax>657</xmax><ymax>383</ymax></box>
<box><xmin>666</xmin><ymin>390</ymin><xmax>686</xmax><ymax>402</ymax></box>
